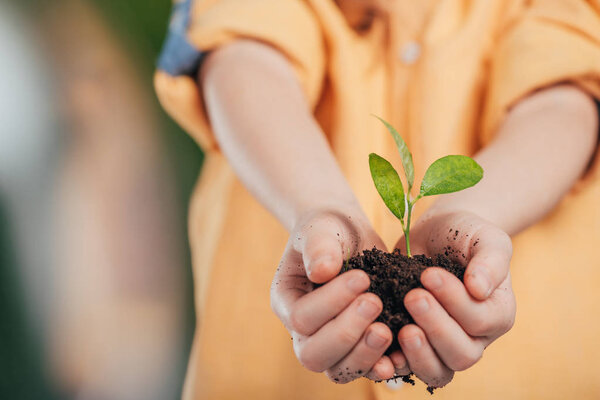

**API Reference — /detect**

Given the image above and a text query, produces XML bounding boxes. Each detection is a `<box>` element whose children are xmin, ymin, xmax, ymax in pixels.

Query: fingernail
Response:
<box><xmin>423</xmin><ymin>269</ymin><xmax>443</xmax><ymax>290</ymax></box>
<box><xmin>406</xmin><ymin>297</ymin><xmax>429</xmax><ymax>315</ymax></box>
<box><xmin>390</xmin><ymin>353</ymin><xmax>407</xmax><ymax>371</ymax></box>
<box><xmin>357</xmin><ymin>299</ymin><xmax>380</xmax><ymax>319</ymax></box>
<box><xmin>392</xmin><ymin>356</ymin><xmax>408</xmax><ymax>374</ymax></box>
<box><xmin>401</xmin><ymin>335</ymin><xmax>422</xmax><ymax>351</ymax></box>
<box><xmin>366</xmin><ymin>330</ymin><xmax>388</xmax><ymax>348</ymax></box>
<box><xmin>470</xmin><ymin>267</ymin><xmax>492</xmax><ymax>298</ymax></box>
<box><xmin>347</xmin><ymin>273</ymin><xmax>369</xmax><ymax>292</ymax></box>
<box><xmin>395</xmin><ymin>365</ymin><xmax>408</xmax><ymax>376</ymax></box>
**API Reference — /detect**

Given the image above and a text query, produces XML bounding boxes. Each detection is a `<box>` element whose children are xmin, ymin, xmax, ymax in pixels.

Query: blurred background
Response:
<box><xmin>0</xmin><ymin>0</ymin><xmax>203</xmax><ymax>399</ymax></box>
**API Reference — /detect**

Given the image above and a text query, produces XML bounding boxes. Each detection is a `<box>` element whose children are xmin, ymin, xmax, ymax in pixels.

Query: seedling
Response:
<box><xmin>341</xmin><ymin>248</ymin><xmax>352</xmax><ymax>273</ymax></box>
<box><xmin>369</xmin><ymin>116</ymin><xmax>483</xmax><ymax>257</ymax></box>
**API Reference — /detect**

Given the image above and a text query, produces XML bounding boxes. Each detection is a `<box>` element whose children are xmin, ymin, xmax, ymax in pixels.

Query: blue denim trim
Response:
<box><xmin>157</xmin><ymin>0</ymin><xmax>204</xmax><ymax>77</ymax></box>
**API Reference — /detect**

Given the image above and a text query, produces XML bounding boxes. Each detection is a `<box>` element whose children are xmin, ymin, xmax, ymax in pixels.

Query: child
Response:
<box><xmin>155</xmin><ymin>1</ymin><xmax>600</xmax><ymax>398</ymax></box>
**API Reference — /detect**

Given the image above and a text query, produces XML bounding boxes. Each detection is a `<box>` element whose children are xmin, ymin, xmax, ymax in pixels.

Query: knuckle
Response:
<box><xmin>447</xmin><ymin>348</ymin><xmax>482</xmax><ymax>371</ymax></box>
<box><xmin>270</xmin><ymin>291</ymin><xmax>287</xmax><ymax>324</ymax></box>
<box><xmin>474</xmin><ymin>308</ymin><xmax>515</xmax><ymax>338</ymax></box>
<box><xmin>289</xmin><ymin>305</ymin><xmax>311</xmax><ymax>336</ymax></box>
<box><xmin>467</xmin><ymin>318</ymin><xmax>493</xmax><ymax>337</ymax></box>
<box><xmin>425</xmin><ymin>326</ymin><xmax>446</xmax><ymax>343</ymax></box>
<box><xmin>295</xmin><ymin>346</ymin><xmax>325</xmax><ymax>373</ymax></box>
<box><xmin>337</xmin><ymin>328</ymin><xmax>361</xmax><ymax>347</ymax></box>
<box><xmin>500</xmin><ymin>312</ymin><xmax>516</xmax><ymax>335</ymax></box>
<box><xmin>497</xmin><ymin>231</ymin><xmax>513</xmax><ymax>257</ymax></box>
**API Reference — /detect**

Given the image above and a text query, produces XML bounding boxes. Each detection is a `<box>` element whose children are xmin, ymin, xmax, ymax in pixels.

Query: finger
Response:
<box><xmin>270</xmin><ymin>246</ymin><xmax>312</xmax><ymax>327</ymax></box>
<box><xmin>295</xmin><ymin>293</ymin><xmax>382</xmax><ymax>372</ymax></box>
<box><xmin>404</xmin><ymin>288</ymin><xmax>484</xmax><ymax>371</ymax></box>
<box><xmin>389</xmin><ymin>350</ymin><xmax>410</xmax><ymax>376</ymax></box>
<box><xmin>398</xmin><ymin>324</ymin><xmax>454</xmax><ymax>388</ymax></box>
<box><xmin>326</xmin><ymin>322</ymin><xmax>393</xmax><ymax>383</ymax></box>
<box><xmin>365</xmin><ymin>355</ymin><xmax>395</xmax><ymax>382</ymax></box>
<box><xmin>288</xmin><ymin>269</ymin><xmax>370</xmax><ymax>336</ymax></box>
<box><xmin>421</xmin><ymin>267</ymin><xmax>515</xmax><ymax>339</ymax></box>
<box><xmin>296</xmin><ymin>216</ymin><xmax>346</xmax><ymax>283</ymax></box>
<box><xmin>465</xmin><ymin>227</ymin><xmax>512</xmax><ymax>300</ymax></box>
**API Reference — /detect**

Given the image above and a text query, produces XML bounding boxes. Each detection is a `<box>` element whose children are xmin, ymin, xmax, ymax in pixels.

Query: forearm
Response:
<box><xmin>201</xmin><ymin>40</ymin><xmax>365</xmax><ymax>231</ymax></box>
<box><xmin>427</xmin><ymin>85</ymin><xmax>598</xmax><ymax>236</ymax></box>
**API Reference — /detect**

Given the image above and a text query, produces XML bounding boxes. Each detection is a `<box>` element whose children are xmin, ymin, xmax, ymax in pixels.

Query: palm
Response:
<box><xmin>396</xmin><ymin>211</ymin><xmax>491</xmax><ymax>266</ymax></box>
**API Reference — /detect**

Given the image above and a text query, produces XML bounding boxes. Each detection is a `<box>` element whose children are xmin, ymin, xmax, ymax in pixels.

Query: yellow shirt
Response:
<box><xmin>155</xmin><ymin>0</ymin><xmax>600</xmax><ymax>398</ymax></box>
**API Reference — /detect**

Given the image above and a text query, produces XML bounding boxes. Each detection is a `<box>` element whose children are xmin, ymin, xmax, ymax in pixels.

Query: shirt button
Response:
<box><xmin>399</xmin><ymin>41</ymin><xmax>421</xmax><ymax>65</ymax></box>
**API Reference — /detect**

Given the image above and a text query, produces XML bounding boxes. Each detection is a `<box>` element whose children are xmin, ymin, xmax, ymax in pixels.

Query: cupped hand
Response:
<box><xmin>390</xmin><ymin>210</ymin><xmax>516</xmax><ymax>389</ymax></box>
<box><xmin>270</xmin><ymin>210</ymin><xmax>397</xmax><ymax>383</ymax></box>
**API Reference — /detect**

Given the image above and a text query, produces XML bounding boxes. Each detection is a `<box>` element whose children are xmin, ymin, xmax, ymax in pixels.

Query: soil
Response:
<box><xmin>345</xmin><ymin>247</ymin><xmax>465</xmax><ymax>353</ymax></box>
<box><xmin>344</xmin><ymin>247</ymin><xmax>466</xmax><ymax>393</ymax></box>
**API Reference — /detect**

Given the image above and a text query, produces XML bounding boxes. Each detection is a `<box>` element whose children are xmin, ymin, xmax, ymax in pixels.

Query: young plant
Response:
<box><xmin>369</xmin><ymin>116</ymin><xmax>484</xmax><ymax>257</ymax></box>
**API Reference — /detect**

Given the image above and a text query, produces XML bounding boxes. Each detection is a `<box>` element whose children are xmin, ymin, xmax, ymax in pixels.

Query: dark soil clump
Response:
<box><xmin>344</xmin><ymin>247</ymin><xmax>465</xmax><ymax>354</ymax></box>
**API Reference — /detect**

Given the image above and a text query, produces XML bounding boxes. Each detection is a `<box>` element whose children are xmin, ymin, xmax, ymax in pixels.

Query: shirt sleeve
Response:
<box><xmin>482</xmin><ymin>0</ymin><xmax>600</xmax><ymax>145</ymax></box>
<box><xmin>155</xmin><ymin>0</ymin><xmax>326</xmax><ymax>152</ymax></box>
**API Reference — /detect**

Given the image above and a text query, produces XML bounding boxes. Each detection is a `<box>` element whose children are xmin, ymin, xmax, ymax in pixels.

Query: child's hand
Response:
<box><xmin>391</xmin><ymin>210</ymin><xmax>516</xmax><ymax>388</ymax></box>
<box><xmin>270</xmin><ymin>210</ymin><xmax>397</xmax><ymax>383</ymax></box>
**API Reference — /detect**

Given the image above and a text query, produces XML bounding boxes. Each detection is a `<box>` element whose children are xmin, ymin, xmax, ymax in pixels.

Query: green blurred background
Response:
<box><xmin>0</xmin><ymin>0</ymin><xmax>203</xmax><ymax>398</ymax></box>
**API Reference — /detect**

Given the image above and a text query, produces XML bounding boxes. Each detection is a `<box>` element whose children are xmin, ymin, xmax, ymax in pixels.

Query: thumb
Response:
<box><xmin>465</xmin><ymin>227</ymin><xmax>512</xmax><ymax>300</ymax></box>
<box><xmin>295</xmin><ymin>215</ymin><xmax>346</xmax><ymax>284</ymax></box>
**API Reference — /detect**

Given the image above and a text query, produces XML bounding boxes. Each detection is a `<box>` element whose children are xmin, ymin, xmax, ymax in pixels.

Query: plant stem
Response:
<box><xmin>402</xmin><ymin>194</ymin><xmax>422</xmax><ymax>258</ymax></box>
<box><xmin>404</xmin><ymin>202</ymin><xmax>413</xmax><ymax>258</ymax></box>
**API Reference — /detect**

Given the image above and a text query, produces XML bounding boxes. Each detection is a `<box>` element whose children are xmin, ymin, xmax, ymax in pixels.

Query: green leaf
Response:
<box><xmin>369</xmin><ymin>153</ymin><xmax>406</xmax><ymax>220</ymax></box>
<box><xmin>420</xmin><ymin>155</ymin><xmax>483</xmax><ymax>197</ymax></box>
<box><xmin>373</xmin><ymin>116</ymin><xmax>415</xmax><ymax>191</ymax></box>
